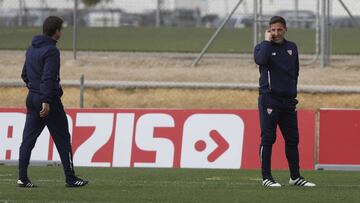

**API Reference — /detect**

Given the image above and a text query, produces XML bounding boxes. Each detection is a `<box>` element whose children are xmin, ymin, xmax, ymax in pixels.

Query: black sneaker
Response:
<box><xmin>17</xmin><ymin>179</ymin><xmax>37</xmax><ymax>188</ymax></box>
<box><xmin>65</xmin><ymin>177</ymin><xmax>88</xmax><ymax>188</ymax></box>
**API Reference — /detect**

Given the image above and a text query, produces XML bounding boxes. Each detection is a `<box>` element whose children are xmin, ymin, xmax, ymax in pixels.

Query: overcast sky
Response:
<box><xmin>0</xmin><ymin>0</ymin><xmax>359</xmax><ymax>16</ymax></box>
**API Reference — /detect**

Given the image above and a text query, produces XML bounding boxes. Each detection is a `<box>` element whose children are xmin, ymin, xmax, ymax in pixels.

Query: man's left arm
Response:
<box><xmin>21</xmin><ymin>63</ymin><xmax>29</xmax><ymax>87</ymax></box>
<box><xmin>40</xmin><ymin>48</ymin><xmax>60</xmax><ymax>104</ymax></box>
<box><xmin>39</xmin><ymin>48</ymin><xmax>60</xmax><ymax>117</ymax></box>
<box><xmin>295</xmin><ymin>45</ymin><xmax>299</xmax><ymax>84</ymax></box>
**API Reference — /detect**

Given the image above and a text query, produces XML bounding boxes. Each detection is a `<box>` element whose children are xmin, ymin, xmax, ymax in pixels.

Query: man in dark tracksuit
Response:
<box><xmin>18</xmin><ymin>16</ymin><xmax>88</xmax><ymax>188</ymax></box>
<box><xmin>254</xmin><ymin>16</ymin><xmax>315</xmax><ymax>187</ymax></box>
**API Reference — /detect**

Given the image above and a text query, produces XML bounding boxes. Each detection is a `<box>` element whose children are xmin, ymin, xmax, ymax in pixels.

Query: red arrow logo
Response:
<box><xmin>207</xmin><ymin>130</ymin><xmax>229</xmax><ymax>162</ymax></box>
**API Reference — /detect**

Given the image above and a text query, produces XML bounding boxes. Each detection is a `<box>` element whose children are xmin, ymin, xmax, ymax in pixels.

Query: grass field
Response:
<box><xmin>0</xmin><ymin>166</ymin><xmax>360</xmax><ymax>202</ymax></box>
<box><xmin>0</xmin><ymin>27</ymin><xmax>359</xmax><ymax>54</ymax></box>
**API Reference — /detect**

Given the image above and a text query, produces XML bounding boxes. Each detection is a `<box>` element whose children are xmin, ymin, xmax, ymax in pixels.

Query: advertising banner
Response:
<box><xmin>0</xmin><ymin>108</ymin><xmax>315</xmax><ymax>169</ymax></box>
<box><xmin>318</xmin><ymin>109</ymin><xmax>360</xmax><ymax>165</ymax></box>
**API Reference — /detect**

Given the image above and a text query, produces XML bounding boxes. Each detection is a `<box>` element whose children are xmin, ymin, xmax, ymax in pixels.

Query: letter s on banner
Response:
<box><xmin>134</xmin><ymin>113</ymin><xmax>175</xmax><ymax>168</ymax></box>
<box><xmin>181</xmin><ymin>114</ymin><xmax>244</xmax><ymax>169</ymax></box>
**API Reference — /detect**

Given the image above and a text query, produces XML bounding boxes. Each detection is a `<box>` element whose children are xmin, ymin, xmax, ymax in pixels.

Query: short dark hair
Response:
<box><xmin>43</xmin><ymin>16</ymin><xmax>63</xmax><ymax>36</ymax></box>
<box><xmin>269</xmin><ymin>16</ymin><xmax>286</xmax><ymax>27</ymax></box>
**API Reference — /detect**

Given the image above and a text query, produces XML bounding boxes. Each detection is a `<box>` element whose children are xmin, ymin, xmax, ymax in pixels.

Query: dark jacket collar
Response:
<box><xmin>31</xmin><ymin>35</ymin><xmax>57</xmax><ymax>48</ymax></box>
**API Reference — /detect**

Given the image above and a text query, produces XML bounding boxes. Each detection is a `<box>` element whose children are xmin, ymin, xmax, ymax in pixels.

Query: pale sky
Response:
<box><xmin>0</xmin><ymin>0</ymin><xmax>359</xmax><ymax>17</ymax></box>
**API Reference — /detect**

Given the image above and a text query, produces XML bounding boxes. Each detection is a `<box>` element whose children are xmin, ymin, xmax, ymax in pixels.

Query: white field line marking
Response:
<box><xmin>0</xmin><ymin>174</ymin><xmax>13</xmax><ymax>177</ymax></box>
<box><xmin>0</xmin><ymin>179</ymin><xmax>62</xmax><ymax>183</ymax></box>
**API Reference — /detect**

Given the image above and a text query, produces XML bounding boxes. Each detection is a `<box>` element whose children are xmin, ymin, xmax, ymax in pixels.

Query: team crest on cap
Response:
<box><xmin>267</xmin><ymin>108</ymin><xmax>273</xmax><ymax>115</ymax></box>
<box><xmin>287</xmin><ymin>50</ymin><xmax>293</xmax><ymax>55</ymax></box>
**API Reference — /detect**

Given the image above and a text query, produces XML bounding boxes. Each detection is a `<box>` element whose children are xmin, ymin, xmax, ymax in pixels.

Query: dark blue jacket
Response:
<box><xmin>21</xmin><ymin>35</ymin><xmax>63</xmax><ymax>103</ymax></box>
<box><xmin>254</xmin><ymin>39</ymin><xmax>299</xmax><ymax>99</ymax></box>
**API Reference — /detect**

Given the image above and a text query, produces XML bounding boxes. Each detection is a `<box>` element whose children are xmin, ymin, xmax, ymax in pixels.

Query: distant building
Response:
<box><xmin>82</xmin><ymin>9</ymin><xmax>123</xmax><ymax>27</ymax></box>
<box><xmin>162</xmin><ymin>0</ymin><xmax>208</xmax><ymax>13</ymax></box>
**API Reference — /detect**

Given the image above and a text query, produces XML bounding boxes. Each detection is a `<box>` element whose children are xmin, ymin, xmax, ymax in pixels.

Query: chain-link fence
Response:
<box><xmin>1</xmin><ymin>0</ymin><xmax>359</xmax><ymax>26</ymax></box>
<box><xmin>0</xmin><ymin>1</ymin><xmax>359</xmax><ymax>108</ymax></box>
<box><xmin>0</xmin><ymin>0</ymin><xmax>359</xmax><ymax>54</ymax></box>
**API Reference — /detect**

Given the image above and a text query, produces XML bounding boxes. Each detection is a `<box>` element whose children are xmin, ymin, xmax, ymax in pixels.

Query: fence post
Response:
<box><xmin>73</xmin><ymin>0</ymin><xmax>78</xmax><ymax>60</ymax></box>
<box><xmin>253</xmin><ymin>0</ymin><xmax>258</xmax><ymax>48</ymax></box>
<box><xmin>156</xmin><ymin>0</ymin><xmax>161</xmax><ymax>27</ymax></box>
<box><xmin>80</xmin><ymin>74</ymin><xmax>84</xmax><ymax>108</ymax></box>
<box><xmin>320</xmin><ymin>0</ymin><xmax>331</xmax><ymax>68</ymax></box>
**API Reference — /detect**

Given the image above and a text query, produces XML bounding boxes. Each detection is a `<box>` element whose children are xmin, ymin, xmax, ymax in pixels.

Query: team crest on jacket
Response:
<box><xmin>267</xmin><ymin>108</ymin><xmax>273</xmax><ymax>115</ymax></box>
<box><xmin>287</xmin><ymin>50</ymin><xmax>293</xmax><ymax>55</ymax></box>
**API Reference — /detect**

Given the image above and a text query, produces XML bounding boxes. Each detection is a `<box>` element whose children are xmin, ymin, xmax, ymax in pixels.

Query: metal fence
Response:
<box><xmin>1</xmin><ymin>0</ymin><xmax>359</xmax><ymax>27</ymax></box>
<box><xmin>0</xmin><ymin>0</ymin><xmax>359</xmax><ymax>63</ymax></box>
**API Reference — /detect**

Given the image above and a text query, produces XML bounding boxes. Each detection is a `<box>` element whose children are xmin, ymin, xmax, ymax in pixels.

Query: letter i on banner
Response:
<box><xmin>112</xmin><ymin>113</ymin><xmax>135</xmax><ymax>167</ymax></box>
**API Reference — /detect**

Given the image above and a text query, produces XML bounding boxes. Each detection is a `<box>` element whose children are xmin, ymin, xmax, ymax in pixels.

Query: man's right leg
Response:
<box><xmin>45</xmin><ymin>101</ymin><xmax>75</xmax><ymax>181</ymax></box>
<box><xmin>46</xmin><ymin>102</ymin><xmax>88</xmax><ymax>187</ymax></box>
<box><xmin>258</xmin><ymin>94</ymin><xmax>280</xmax><ymax>181</ymax></box>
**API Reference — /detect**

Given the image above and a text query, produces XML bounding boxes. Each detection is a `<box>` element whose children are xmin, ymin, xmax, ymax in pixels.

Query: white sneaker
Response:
<box><xmin>289</xmin><ymin>177</ymin><xmax>316</xmax><ymax>187</ymax></box>
<box><xmin>262</xmin><ymin>178</ymin><xmax>281</xmax><ymax>187</ymax></box>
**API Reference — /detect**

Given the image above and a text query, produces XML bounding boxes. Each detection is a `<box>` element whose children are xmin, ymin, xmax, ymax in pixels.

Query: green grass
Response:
<box><xmin>0</xmin><ymin>26</ymin><xmax>359</xmax><ymax>54</ymax></box>
<box><xmin>1</xmin><ymin>166</ymin><xmax>360</xmax><ymax>202</ymax></box>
